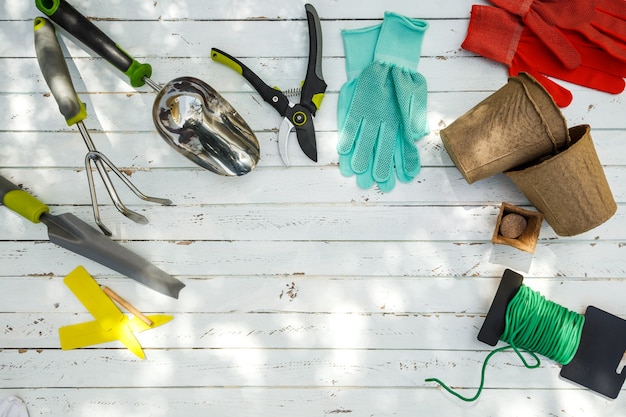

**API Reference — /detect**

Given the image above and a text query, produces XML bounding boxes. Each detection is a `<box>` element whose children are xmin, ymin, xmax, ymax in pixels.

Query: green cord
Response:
<box><xmin>425</xmin><ymin>284</ymin><xmax>585</xmax><ymax>401</ymax></box>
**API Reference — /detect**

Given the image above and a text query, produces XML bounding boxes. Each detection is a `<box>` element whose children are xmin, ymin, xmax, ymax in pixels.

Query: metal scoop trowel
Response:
<box><xmin>35</xmin><ymin>0</ymin><xmax>260</xmax><ymax>177</ymax></box>
<box><xmin>0</xmin><ymin>174</ymin><xmax>185</xmax><ymax>299</ymax></box>
<box><xmin>153</xmin><ymin>77</ymin><xmax>259</xmax><ymax>176</ymax></box>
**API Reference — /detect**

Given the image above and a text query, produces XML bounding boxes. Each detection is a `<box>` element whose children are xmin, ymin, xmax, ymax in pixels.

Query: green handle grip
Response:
<box><xmin>34</xmin><ymin>17</ymin><xmax>86</xmax><ymax>126</ymax></box>
<box><xmin>35</xmin><ymin>0</ymin><xmax>152</xmax><ymax>88</ymax></box>
<box><xmin>0</xmin><ymin>175</ymin><xmax>49</xmax><ymax>224</ymax></box>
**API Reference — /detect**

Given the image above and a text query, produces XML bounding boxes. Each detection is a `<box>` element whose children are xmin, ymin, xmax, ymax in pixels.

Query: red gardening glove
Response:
<box><xmin>463</xmin><ymin>5</ymin><xmax>626</xmax><ymax>106</ymax></box>
<box><xmin>489</xmin><ymin>0</ymin><xmax>626</xmax><ymax>69</ymax></box>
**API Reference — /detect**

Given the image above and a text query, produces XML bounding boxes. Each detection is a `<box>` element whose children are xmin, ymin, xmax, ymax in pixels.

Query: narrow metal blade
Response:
<box><xmin>41</xmin><ymin>212</ymin><xmax>185</xmax><ymax>298</ymax></box>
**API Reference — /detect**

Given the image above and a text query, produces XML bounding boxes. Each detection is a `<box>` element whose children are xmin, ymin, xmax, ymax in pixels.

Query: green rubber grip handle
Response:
<box><xmin>0</xmin><ymin>175</ymin><xmax>49</xmax><ymax>224</ymax></box>
<box><xmin>34</xmin><ymin>17</ymin><xmax>87</xmax><ymax>126</ymax></box>
<box><xmin>35</xmin><ymin>0</ymin><xmax>152</xmax><ymax>88</ymax></box>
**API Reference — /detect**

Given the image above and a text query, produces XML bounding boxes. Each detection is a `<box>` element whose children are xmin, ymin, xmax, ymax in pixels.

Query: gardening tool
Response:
<box><xmin>211</xmin><ymin>3</ymin><xmax>327</xmax><ymax>164</ymax></box>
<box><xmin>152</xmin><ymin>76</ymin><xmax>259</xmax><ymax>176</ymax></box>
<box><xmin>0</xmin><ymin>174</ymin><xmax>185</xmax><ymax>298</ymax></box>
<box><xmin>59</xmin><ymin>266</ymin><xmax>174</xmax><ymax>359</ymax></box>
<box><xmin>34</xmin><ymin>16</ymin><xmax>171</xmax><ymax>236</ymax></box>
<box><xmin>35</xmin><ymin>0</ymin><xmax>259</xmax><ymax>177</ymax></box>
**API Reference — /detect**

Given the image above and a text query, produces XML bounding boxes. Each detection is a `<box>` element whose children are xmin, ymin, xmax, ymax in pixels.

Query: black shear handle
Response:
<box><xmin>211</xmin><ymin>48</ymin><xmax>290</xmax><ymax>116</ymax></box>
<box><xmin>301</xmin><ymin>4</ymin><xmax>327</xmax><ymax>114</ymax></box>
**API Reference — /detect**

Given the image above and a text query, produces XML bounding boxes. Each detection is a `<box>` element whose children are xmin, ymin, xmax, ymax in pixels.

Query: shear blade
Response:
<box><xmin>278</xmin><ymin>118</ymin><xmax>294</xmax><ymax>165</ymax></box>
<box><xmin>277</xmin><ymin>117</ymin><xmax>318</xmax><ymax>165</ymax></box>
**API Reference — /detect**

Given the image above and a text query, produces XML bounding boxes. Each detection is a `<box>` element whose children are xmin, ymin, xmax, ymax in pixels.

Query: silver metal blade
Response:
<box><xmin>41</xmin><ymin>212</ymin><xmax>184</xmax><ymax>298</ymax></box>
<box><xmin>277</xmin><ymin>117</ymin><xmax>294</xmax><ymax>165</ymax></box>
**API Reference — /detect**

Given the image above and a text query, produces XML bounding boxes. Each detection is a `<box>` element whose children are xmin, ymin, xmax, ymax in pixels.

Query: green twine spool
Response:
<box><xmin>425</xmin><ymin>284</ymin><xmax>585</xmax><ymax>401</ymax></box>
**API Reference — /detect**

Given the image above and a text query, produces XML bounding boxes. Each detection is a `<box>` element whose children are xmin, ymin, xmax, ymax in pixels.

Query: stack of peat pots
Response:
<box><xmin>441</xmin><ymin>73</ymin><xmax>616</xmax><ymax>237</ymax></box>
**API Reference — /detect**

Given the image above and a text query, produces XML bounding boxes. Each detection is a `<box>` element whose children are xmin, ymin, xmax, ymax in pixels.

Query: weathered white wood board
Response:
<box><xmin>1</xmin><ymin>1</ymin><xmax>625</xmax><ymax>416</ymax></box>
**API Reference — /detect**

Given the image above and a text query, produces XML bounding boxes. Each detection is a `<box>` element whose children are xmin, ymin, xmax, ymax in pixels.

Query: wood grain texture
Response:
<box><xmin>1</xmin><ymin>0</ymin><xmax>625</xmax><ymax>416</ymax></box>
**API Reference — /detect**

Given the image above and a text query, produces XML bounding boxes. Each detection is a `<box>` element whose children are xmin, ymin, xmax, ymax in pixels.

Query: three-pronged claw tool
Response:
<box><xmin>34</xmin><ymin>17</ymin><xmax>171</xmax><ymax>236</ymax></box>
<box><xmin>211</xmin><ymin>3</ymin><xmax>327</xmax><ymax>165</ymax></box>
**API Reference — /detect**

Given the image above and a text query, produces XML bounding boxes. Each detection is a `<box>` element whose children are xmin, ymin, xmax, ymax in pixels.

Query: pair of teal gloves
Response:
<box><xmin>337</xmin><ymin>12</ymin><xmax>429</xmax><ymax>192</ymax></box>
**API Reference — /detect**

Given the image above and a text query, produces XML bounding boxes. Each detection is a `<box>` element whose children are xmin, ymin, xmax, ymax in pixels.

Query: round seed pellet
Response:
<box><xmin>500</xmin><ymin>213</ymin><xmax>528</xmax><ymax>239</ymax></box>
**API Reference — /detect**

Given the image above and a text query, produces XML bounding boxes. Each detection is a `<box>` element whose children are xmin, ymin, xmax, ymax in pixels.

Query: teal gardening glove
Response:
<box><xmin>337</xmin><ymin>12</ymin><xmax>429</xmax><ymax>192</ymax></box>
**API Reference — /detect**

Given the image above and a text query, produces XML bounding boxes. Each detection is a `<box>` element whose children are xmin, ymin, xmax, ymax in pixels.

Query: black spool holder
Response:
<box><xmin>478</xmin><ymin>268</ymin><xmax>626</xmax><ymax>399</ymax></box>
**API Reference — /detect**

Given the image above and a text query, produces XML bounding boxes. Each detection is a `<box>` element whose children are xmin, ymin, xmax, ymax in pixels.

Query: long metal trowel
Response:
<box><xmin>0</xmin><ymin>174</ymin><xmax>184</xmax><ymax>298</ymax></box>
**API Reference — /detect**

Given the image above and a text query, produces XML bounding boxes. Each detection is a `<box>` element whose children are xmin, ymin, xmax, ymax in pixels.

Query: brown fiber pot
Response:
<box><xmin>440</xmin><ymin>73</ymin><xmax>569</xmax><ymax>184</ymax></box>
<box><xmin>505</xmin><ymin>125</ymin><xmax>616</xmax><ymax>236</ymax></box>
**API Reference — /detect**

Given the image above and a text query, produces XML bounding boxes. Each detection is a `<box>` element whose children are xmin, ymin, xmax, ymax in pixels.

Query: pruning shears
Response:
<box><xmin>211</xmin><ymin>3</ymin><xmax>327</xmax><ymax>165</ymax></box>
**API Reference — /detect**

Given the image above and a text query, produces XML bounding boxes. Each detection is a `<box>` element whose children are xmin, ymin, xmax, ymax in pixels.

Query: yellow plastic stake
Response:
<box><xmin>58</xmin><ymin>266</ymin><xmax>173</xmax><ymax>359</ymax></box>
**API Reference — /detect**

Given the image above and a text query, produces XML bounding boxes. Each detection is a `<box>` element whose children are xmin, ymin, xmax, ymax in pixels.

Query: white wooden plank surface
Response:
<box><xmin>1</xmin><ymin>1</ymin><xmax>625</xmax><ymax>416</ymax></box>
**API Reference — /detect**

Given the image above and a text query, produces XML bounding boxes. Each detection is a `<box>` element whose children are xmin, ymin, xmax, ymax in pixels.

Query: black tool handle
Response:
<box><xmin>301</xmin><ymin>4</ymin><xmax>327</xmax><ymax>114</ymax></box>
<box><xmin>35</xmin><ymin>0</ymin><xmax>152</xmax><ymax>87</ymax></box>
<box><xmin>211</xmin><ymin>47</ymin><xmax>290</xmax><ymax>116</ymax></box>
